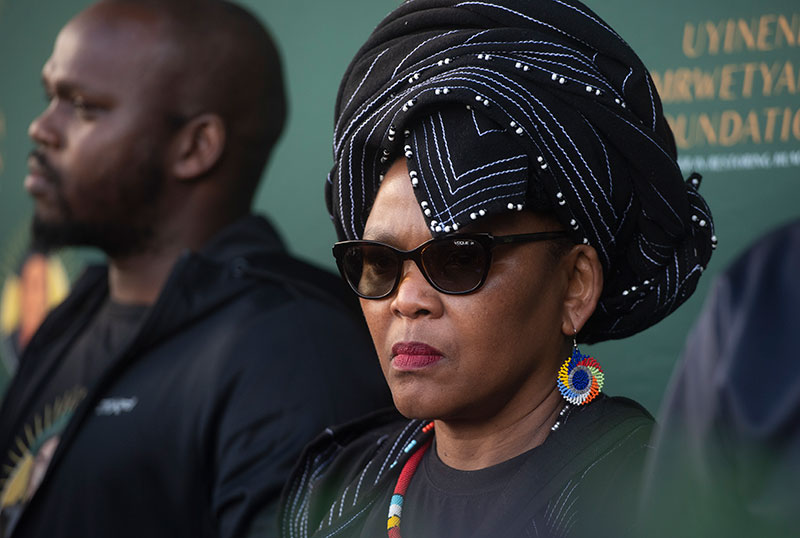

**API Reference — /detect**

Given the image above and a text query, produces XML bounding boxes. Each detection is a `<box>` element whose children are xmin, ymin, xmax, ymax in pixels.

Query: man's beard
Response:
<box><xmin>31</xmin><ymin>215</ymin><xmax>157</xmax><ymax>258</ymax></box>
<box><xmin>29</xmin><ymin>150</ymin><xmax>163</xmax><ymax>259</ymax></box>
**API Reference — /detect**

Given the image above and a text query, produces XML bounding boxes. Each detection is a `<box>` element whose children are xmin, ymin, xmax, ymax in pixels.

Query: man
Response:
<box><xmin>0</xmin><ymin>1</ymin><xmax>390</xmax><ymax>537</ymax></box>
<box><xmin>641</xmin><ymin>219</ymin><xmax>800</xmax><ymax>538</ymax></box>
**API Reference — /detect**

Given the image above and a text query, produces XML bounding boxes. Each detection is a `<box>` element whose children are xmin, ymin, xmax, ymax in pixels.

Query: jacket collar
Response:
<box><xmin>1</xmin><ymin>214</ymin><xmax>293</xmax><ymax>496</ymax></box>
<box><xmin>199</xmin><ymin>213</ymin><xmax>286</xmax><ymax>262</ymax></box>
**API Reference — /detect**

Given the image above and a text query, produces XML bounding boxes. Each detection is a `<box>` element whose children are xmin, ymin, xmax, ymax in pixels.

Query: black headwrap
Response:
<box><xmin>327</xmin><ymin>0</ymin><xmax>715</xmax><ymax>343</ymax></box>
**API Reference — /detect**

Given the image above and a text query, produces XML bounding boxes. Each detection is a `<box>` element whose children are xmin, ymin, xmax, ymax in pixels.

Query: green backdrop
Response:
<box><xmin>1</xmin><ymin>0</ymin><xmax>799</xmax><ymax>413</ymax></box>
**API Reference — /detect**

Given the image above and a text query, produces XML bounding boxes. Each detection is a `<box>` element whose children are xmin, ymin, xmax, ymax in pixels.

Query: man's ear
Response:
<box><xmin>560</xmin><ymin>244</ymin><xmax>603</xmax><ymax>336</ymax></box>
<box><xmin>168</xmin><ymin>113</ymin><xmax>225</xmax><ymax>180</ymax></box>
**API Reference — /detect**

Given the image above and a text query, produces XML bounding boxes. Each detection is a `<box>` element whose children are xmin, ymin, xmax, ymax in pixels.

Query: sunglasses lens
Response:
<box><xmin>423</xmin><ymin>238</ymin><xmax>487</xmax><ymax>293</ymax></box>
<box><xmin>341</xmin><ymin>244</ymin><xmax>399</xmax><ymax>298</ymax></box>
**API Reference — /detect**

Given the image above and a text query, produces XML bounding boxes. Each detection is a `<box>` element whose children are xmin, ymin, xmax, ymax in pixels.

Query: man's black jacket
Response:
<box><xmin>0</xmin><ymin>215</ymin><xmax>391</xmax><ymax>538</ymax></box>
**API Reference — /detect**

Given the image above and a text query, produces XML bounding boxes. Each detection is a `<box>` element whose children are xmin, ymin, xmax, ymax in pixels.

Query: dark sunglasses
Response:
<box><xmin>332</xmin><ymin>231</ymin><xmax>571</xmax><ymax>299</ymax></box>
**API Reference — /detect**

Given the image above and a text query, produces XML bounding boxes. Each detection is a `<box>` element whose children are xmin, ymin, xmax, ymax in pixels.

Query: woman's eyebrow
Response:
<box><xmin>361</xmin><ymin>227</ymin><xmax>396</xmax><ymax>243</ymax></box>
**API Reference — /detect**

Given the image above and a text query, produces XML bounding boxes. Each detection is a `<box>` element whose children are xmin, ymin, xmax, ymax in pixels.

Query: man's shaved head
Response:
<box><xmin>28</xmin><ymin>0</ymin><xmax>287</xmax><ymax>257</ymax></box>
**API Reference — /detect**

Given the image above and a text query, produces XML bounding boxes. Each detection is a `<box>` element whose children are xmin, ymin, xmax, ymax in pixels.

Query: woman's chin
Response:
<box><xmin>390</xmin><ymin>384</ymin><xmax>445</xmax><ymax>419</ymax></box>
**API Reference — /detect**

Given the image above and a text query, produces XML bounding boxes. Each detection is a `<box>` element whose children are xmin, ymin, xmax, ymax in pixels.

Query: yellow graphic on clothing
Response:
<box><xmin>0</xmin><ymin>387</ymin><xmax>86</xmax><ymax>508</ymax></box>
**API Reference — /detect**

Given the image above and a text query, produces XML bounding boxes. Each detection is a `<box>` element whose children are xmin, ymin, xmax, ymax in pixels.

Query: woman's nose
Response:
<box><xmin>390</xmin><ymin>260</ymin><xmax>444</xmax><ymax>319</ymax></box>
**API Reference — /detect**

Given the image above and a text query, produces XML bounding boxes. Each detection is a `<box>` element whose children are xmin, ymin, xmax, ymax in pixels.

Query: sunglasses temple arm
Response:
<box><xmin>493</xmin><ymin>232</ymin><xmax>570</xmax><ymax>245</ymax></box>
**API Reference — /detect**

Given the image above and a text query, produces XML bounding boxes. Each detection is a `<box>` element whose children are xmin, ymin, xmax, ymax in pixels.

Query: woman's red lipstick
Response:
<box><xmin>391</xmin><ymin>342</ymin><xmax>444</xmax><ymax>371</ymax></box>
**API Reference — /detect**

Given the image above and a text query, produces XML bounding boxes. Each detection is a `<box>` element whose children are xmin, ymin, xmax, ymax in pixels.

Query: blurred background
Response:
<box><xmin>1</xmin><ymin>0</ymin><xmax>798</xmax><ymax>413</ymax></box>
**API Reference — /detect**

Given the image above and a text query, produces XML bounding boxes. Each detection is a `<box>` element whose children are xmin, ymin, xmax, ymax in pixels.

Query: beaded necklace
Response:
<box><xmin>387</xmin><ymin>421</ymin><xmax>434</xmax><ymax>538</ymax></box>
<box><xmin>386</xmin><ymin>406</ymin><xmax>573</xmax><ymax>537</ymax></box>
<box><xmin>550</xmin><ymin>403</ymin><xmax>572</xmax><ymax>431</ymax></box>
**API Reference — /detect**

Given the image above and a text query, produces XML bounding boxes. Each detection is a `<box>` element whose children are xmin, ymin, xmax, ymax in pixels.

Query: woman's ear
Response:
<box><xmin>168</xmin><ymin>113</ymin><xmax>226</xmax><ymax>181</ymax></box>
<box><xmin>561</xmin><ymin>244</ymin><xmax>603</xmax><ymax>336</ymax></box>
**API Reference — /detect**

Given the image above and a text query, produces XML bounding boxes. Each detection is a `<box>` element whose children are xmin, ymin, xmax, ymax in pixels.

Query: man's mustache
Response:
<box><xmin>28</xmin><ymin>149</ymin><xmax>61</xmax><ymax>185</ymax></box>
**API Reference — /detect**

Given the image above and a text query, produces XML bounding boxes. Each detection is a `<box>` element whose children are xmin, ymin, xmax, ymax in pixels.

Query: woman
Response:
<box><xmin>281</xmin><ymin>1</ymin><xmax>715</xmax><ymax>536</ymax></box>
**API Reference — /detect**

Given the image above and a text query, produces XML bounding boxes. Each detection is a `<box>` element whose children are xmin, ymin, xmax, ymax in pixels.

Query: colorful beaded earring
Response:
<box><xmin>556</xmin><ymin>337</ymin><xmax>604</xmax><ymax>406</ymax></box>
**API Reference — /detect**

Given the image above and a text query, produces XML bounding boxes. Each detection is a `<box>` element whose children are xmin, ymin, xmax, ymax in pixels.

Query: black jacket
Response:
<box><xmin>642</xmin><ymin>218</ymin><xmax>800</xmax><ymax>538</ymax></box>
<box><xmin>0</xmin><ymin>215</ymin><xmax>391</xmax><ymax>538</ymax></box>
<box><xmin>281</xmin><ymin>395</ymin><xmax>653</xmax><ymax>538</ymax></box>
